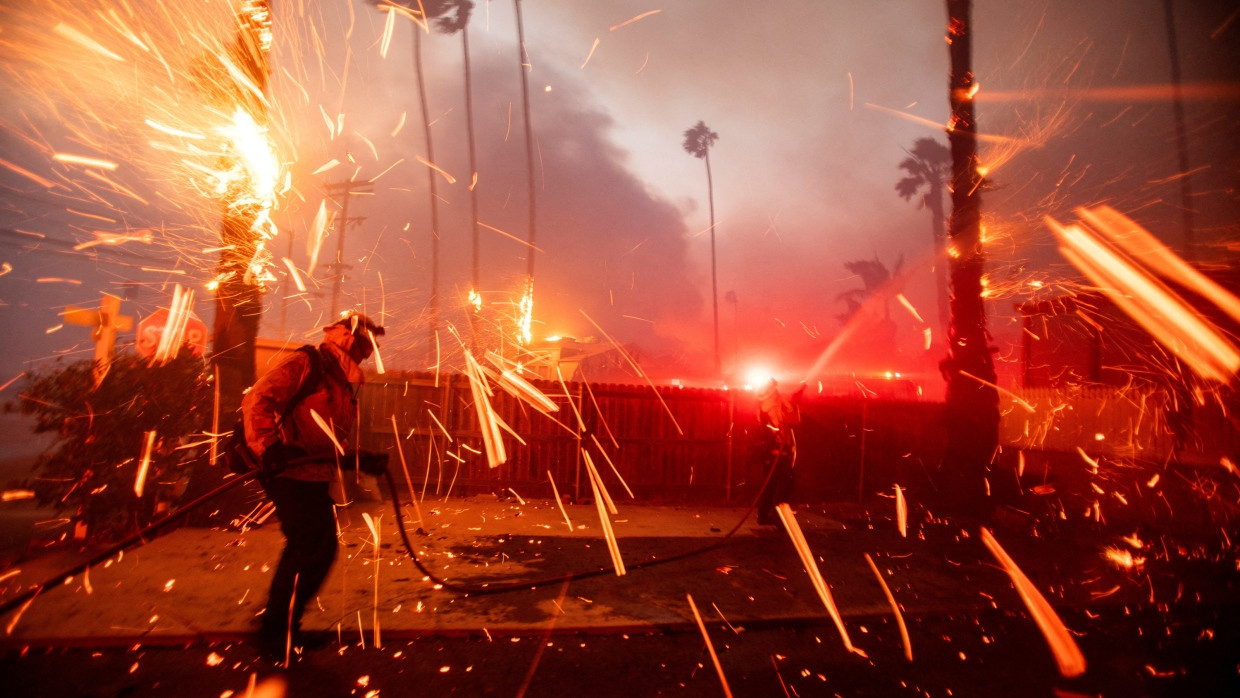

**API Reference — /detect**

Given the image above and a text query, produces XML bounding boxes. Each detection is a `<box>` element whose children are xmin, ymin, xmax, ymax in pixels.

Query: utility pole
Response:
<box><xmin>324</xmin><ymin>179</ymin><xmax>373</xmax><ymax>317</ymax></box>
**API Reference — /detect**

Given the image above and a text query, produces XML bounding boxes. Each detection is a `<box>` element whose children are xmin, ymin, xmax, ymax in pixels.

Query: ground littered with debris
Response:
<box><xmin>1</xmin><ymin>490</ymin><xmax>1237</xmax><ymax>697</ymax></box>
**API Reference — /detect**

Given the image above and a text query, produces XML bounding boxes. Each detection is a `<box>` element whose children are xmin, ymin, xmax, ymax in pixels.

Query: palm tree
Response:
<box><xmin>370</xmin><ymin>0</ymin><xmax>452</xmax><ymax>357</ymax></box>
<box><xmin>835</xmin><ymin>256</ymin><xmax>902</xmax><ymax>326</ymax></box>
<box><xmin>835</xmin><ymin>257</ymin><xmax>903</xmax><ymax>368</ymax></box>
<box><xmin>682</xmin><ymin>120</ymin><xmax>721</xmax><ymax>375</ymax></box>
<box><xmin>433</xmin><ymin>1</ymin><xmax>483</xmax><ymax>351</ymax></box>
<box><xmin>514</xmin><ymin>0</ymin><xmax>538</xmax><ymax>345</ymax></box>
<box><xmin>943</xmin><ymin>0</ymin><xmax>998</xmax><ymax>522</ymax></box>
<box><xmin>896</xmin><ymin>137</ymin><xmax>951</xmax><ymax>343</ymax></box>
<box><xmin>212</xmin><ymin>0</ymin><xmax>272</xmax><ymax>417</ymax></box>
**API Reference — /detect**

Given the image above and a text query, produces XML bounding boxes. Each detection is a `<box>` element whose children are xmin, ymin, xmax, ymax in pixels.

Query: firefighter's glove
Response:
<box><xmin>261</xmin><ymin>442</ymin><xmax>308</xmax><ymax>476</ymax></box>
<box><xmin>357</xmin><ymin>451</ymin><xmax>390</xmax><ymax>476</ymax></box>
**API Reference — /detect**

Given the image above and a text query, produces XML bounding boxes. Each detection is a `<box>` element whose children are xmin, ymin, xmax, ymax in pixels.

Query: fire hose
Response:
<box><xmin>0</xmin><ymin>456</ymin><xmax>777</xmax><ymax>618</ymax></box>
<box><xmin>379</xmin><ymin>463</ymin><xmax>774</xmax><ymax>597</ymax></box>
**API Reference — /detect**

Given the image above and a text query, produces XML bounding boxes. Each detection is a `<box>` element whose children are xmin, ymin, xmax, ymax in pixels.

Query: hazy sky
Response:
<box><xmin>1</xmin><ymin>0</ymin><xmax>1237</xmax><ymax>389</ymax></box>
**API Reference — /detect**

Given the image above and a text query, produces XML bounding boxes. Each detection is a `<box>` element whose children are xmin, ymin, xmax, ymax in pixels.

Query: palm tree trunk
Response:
<box><xmin>928</xmin><ymin>181</ymin><xmax>949</xmax><ymax>343</ymax></box>
<box><xmin>462</xmin><ymin>23</ymin><xmax>483</xmax><ymax>353</ymax></box>
<box><xmin>705</xmin><ymin>150</ymin><xmax>720</xmax><ymax>376</ymax></box>
<box><xmin>212</xmin><ymin>213</ymin><xmax>261</xmax><ymax>416</ymax></box>
<box><xmin>414</xmin><ymin>26</ymin><xmax>441</xmax><ymax>355</ymax></box>
<box><xmin>943</xmin><ymin>0</ymin><xmax>998</xmax><ymax>521</ymax></box>
<box><xmin>515</xmin><ymin>0</ymin><xmax>537</xmax><ymax>290</ymax></box>
<box><xmin>212</xmin><ymin>0</ymin><xmax>270</xmax><ymax>417</ymax></box>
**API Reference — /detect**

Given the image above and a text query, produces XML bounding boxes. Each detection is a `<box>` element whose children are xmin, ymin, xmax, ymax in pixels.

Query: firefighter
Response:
<box><xmin>242</xmin><ymin>311</ymin><xmax>388</xmax><ymax>660</ymax></box>
<box><xmin>755</xmin><ymin>378</ymin><xmax>805</xmax><ymax>526</ymax></box>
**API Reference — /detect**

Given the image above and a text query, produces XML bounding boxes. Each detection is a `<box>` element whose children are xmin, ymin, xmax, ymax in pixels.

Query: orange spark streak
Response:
<box><xmin>547</xmin><ymin>470</ymin><xmax>574</xmax><ymax>533</ymax></box>
<box><xmin>980</xmin><ymin>527</ymin><xmax>1087</xmax><ymax>678</ymax></box>
<box><xmin>894</xmin><ymin>484</ymin><xmax>907</xmax><ymax>538</ymax></box>
<box><xmin>895</xmin><ymin>293</ymin><xmax>925</xmax><ymax>324</ymax></box>
<box><xmin>775</xmin><ymin>503</ymin><xmax>862</xmax><ymax>656</ymax></box>
<box><xmin>580</xmin><ymin>310</ymin><xmax>683</xmax><ymax>435</ymax></box>
<box><xmin>379</xmin><ymin>6</ymin><xmax>397</xmax><ymax>58</ymax></box>
<box><xmin>134</xmin><ymin>430</ymin><xmax>156</xmax><ymax>497</ymax></box>
<box><xmin>281</xmin><ymin>258</ymin><xmax>306</xmax><ymax>292</ymax></box>
<box><xmin>367</xmin><ymin>329</ymin><xmax>385</xmax><ymax>374</ymax></box>
<box><xmin>477</xmin><ymin>220</ymin><xmax>543</xmax><ymax>251</ymax></box>
<box><xmin>553</xmin><ymin>365</ymin><xmax>587</xmax><ymax>433</ymax></box>
<box><xmin>462</xmin><ymin>351</ymin><xmax>507</xmax><ymax>468</ymax></box>
<box><xmin>73</xmin><ymin>230</ymin><xmax>153</xmax><ymax>250</ymax></box>
<box><xmin>415</xmin><ymin>155</ymin><xmax>456</xmax><ymax>184</ymax></box>
<box><xmin>0</xmin><ymin>373</ymin><xmax>25</xmax><ymax>394</ymax></box>
<box><xmin>1076</xmin><ymin>447</ymin><xmax>1100</xmax><ymax>473</ymax></box>
<box><xmin>369</xmin><ymin>157</ymin><xmax>405</xmax><ymax>183</ymax></box>
<box><xmin>864</xmin><ymin>102</ymin><xmax>1015</xmax><ymax>143</ymax></box>
<box><xmin>978</xmin><ymin>82</ymin><xmax>1240</xmax><ymax>103</ymax></box>
<box><xmin>580</xmin><ymin>37</ymin><xmax>600</xmax><ymax>69</ymax></box>
<box><xmin>52</xmin><ymin>22</ymin><xmax>124</xmax><ymax>62</ymax></box>
<box><xmin>152</xmin><ymin>285</ymin><xmax>194</xmax><ymax>365</ymax></box>
<box><xmin>959</xmin><ymin>370</ymin><xmax>1037</xmax><ymax>413</ymax></box>
<box><xmin>864</xmin><ymin>553</ymin><xmax>912</xmax><ymax>661</ymax></box>
<box><xmin>425</xmin><ymin>408</ymin><xmax>452</xmax><ymax>443</ymax></box>
<box><xmin>308</xmin><ymin>200</ymin><xmax>330</xmax><ymax>273</ymax></box>
<box><xmin>1077</xmin><ymin>206</ymin><xmax>1240</xmax><ymax>326</ymax></box>
<box><xmin>362</xmin><ymin>512</ymin><xmax>382</xmax><ymax>649</ymax></box>
<box><xmin>5</xmin><ymin>591</ymin><xmax>38</xmax><ymax>635</ymax></box>
<box><xmin>1048</xmin><ymin>211</ymin><xmax>1240</xmax><ymax>382</ymax></box>
<box><xmin>144</xmin><ymin>119</ymin><xmax>204</xmax><ymax>140</ymax></box>
<box><xmin>610</xmin><ymin>10</ymin><xmax>662</xmax><ymax>31</ymax></box>
<box><xmin>591</xmin><ymin>435</ymin><xmax>634</xmax><ymax>499</ymax></box>
<box><xmin>0</xmin><ymin>157</ymin><xmax>59</xmax><ymax>188</ymax></box>
<box><xmin>309</xmin><ymin>409</ymin><xmax>346</xmax><ymax>455</ymax></box>
<box><xmin>587</xmin><ymin>457</ymin><xmax>625</xmax><ymax>576</ymax></box>
<box><xmin>485</xmin><ymin>352</ymin><xmax>560</xmax><ymax>413</ymax></box>
<box><xmin>390</xmin><ymin>415</ymin><xmax>425</xmax><ymax>528</ymax></box>
<box><xmin>686</xmin><ymin>593</ymin><xmax>733</xmax><ymax>698</ymax></box>
<box><xmin>53</xmin><ymin>153</ymin><xmax>119</xmax><ymax>170</ymax></box>
<box><xmin>583</xmin><ymin>451</ymin><xmax>618</xmax><ymax>516</ymax></box>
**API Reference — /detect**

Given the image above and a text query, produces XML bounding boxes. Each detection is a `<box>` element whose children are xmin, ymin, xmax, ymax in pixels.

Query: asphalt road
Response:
<box><xmin>4</xmin><ymin>601</ymin><xmax>1238</xmax><ymax>698</ymax></box>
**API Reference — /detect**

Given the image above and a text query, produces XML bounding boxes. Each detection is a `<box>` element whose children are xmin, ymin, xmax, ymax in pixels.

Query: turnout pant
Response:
<box><xmin>260</xmin><ymin>477</ymin><xmax>338</xmax><ymax>639</ymax></box>
<box><xmin>757</xmin><ymin>449</ymin><xmax>794</xmax><ymax>524</ymax></box>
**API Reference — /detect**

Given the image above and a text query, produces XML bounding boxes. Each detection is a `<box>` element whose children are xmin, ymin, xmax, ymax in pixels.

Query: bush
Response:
<box><xmin>6</xmin><ymin>351</ymin><xmax>212</xmax><ymax>543</ymax></box>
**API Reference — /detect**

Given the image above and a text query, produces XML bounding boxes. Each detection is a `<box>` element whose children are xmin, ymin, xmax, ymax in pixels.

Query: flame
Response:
<box><xmin>1104</xmin><ymin>546</ymin><xmax>1145</xmax><ymax>570</ymax></box>
<box><xmin>517</xmin><ymin>280</ymin><xmax>534</xmax><ymax>346</ymax></box>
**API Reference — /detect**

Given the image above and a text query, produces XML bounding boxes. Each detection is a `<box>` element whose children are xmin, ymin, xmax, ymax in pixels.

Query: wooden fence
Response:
<box><xmin>357</xmin><ymin>372</ymin><xmax>1239</xmax><ymax>509</ymax></box>
<box><xmin>357</xmin><ymin>372</ymin><xmax>947</xmax><ymax>505</ymax></box>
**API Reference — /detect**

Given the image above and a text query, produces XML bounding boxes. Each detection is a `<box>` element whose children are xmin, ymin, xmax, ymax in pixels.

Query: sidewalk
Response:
<box><xmin>0</xmin><ymin>494</ymin><xmax>1156</xmax><ymax>648</ymax></box>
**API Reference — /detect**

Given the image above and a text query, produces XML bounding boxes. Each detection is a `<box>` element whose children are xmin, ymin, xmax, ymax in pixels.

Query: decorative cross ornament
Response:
<box><xmin>64</xmin><ymin>293</ymin><xmax>133</xmax><ymax>386</ymax></box>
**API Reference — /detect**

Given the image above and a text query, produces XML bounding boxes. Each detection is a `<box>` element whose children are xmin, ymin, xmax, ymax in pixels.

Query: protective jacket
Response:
<box><xmin>242</xmin><ymin>338</ymin><xmax>363</xmax><ymax>482</ymax></box>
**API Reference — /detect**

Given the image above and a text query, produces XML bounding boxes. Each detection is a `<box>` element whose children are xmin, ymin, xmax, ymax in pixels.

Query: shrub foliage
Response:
<box><xmin>8</xmin><ymin>352</ymin><xmax>212</xmax><ymax>542</ymax></box>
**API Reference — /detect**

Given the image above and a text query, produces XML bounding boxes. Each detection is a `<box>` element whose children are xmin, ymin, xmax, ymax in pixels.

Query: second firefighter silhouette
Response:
<box><xmin>755</xmin><ymin>378</ymin><xmax>805</xmax><ymax>526</ymax></box>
